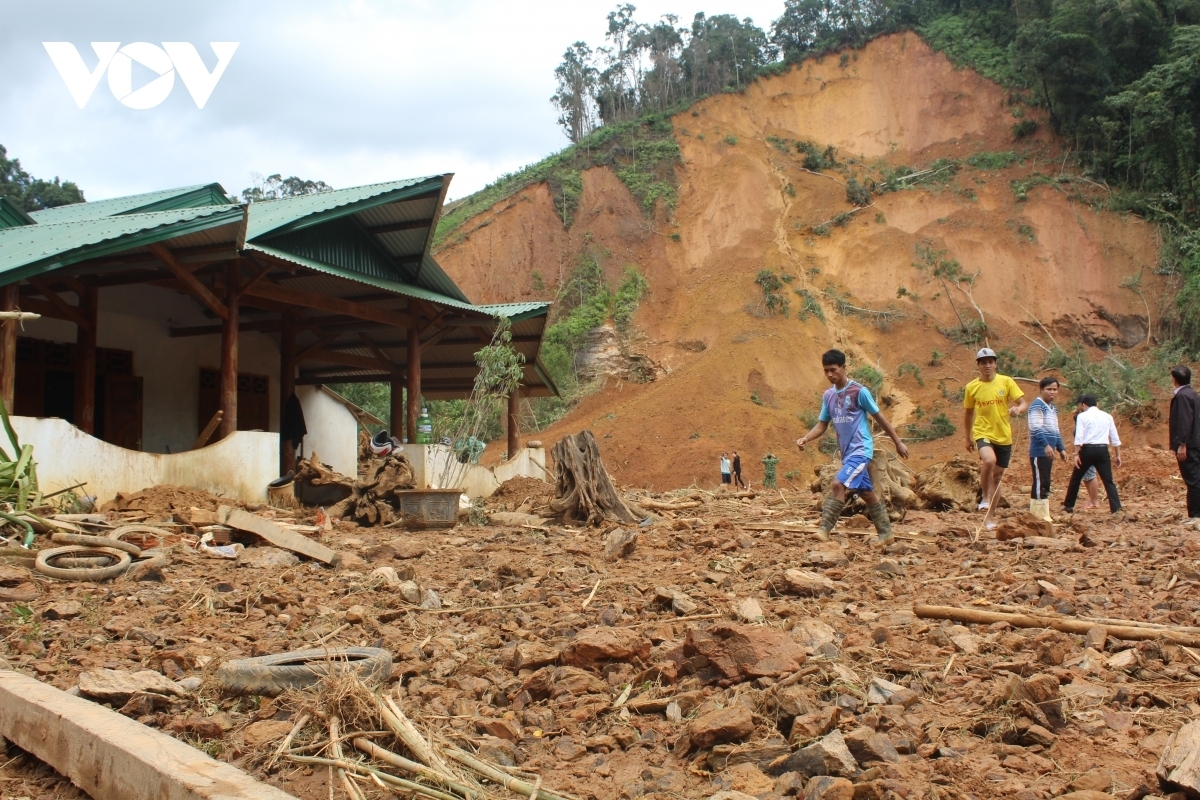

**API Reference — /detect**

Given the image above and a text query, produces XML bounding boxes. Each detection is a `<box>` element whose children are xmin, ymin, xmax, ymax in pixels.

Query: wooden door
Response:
<box><xmin>105</xmin><ymin>375</ymin><xmax>142</xmax><ymax>451</ymax></box>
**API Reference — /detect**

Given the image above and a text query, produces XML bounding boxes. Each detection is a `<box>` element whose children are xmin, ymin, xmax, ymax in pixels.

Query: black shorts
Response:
<box><xmin>976</xmin><ymin>439</ymin><xmax>1012</xmax><ymax>468</ymax></box>
<box><xmin>721</xmin><ymin>473</ymin><xmax>732</xmax><ymax>484</ymax></box>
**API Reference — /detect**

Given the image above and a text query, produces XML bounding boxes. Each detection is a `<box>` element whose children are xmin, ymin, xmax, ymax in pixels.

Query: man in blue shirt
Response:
<box><xmin>796</xmin><ymin>349</ymin><xmax>909</xmax><ymax>543</ymax></box>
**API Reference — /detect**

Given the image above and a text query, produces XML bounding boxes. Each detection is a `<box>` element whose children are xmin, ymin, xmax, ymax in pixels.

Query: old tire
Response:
<box><xmin>35</xmin><ymin>546</ymin><xmax>132</xmax><ymax>581</ymax></box>
<box><xmin>109</xmin><ymin>525</ymin><xmax>171</xmax><ymax>550</ymax></box>
<box><xmin>51</xmin><ymin>531</ymin><xmax>142</xmax><ymax>557</ymax></box>
<box><xmin>214</xmin><ymin>647</ymin><xmax>392</xmax><ymax>696</ymax></box>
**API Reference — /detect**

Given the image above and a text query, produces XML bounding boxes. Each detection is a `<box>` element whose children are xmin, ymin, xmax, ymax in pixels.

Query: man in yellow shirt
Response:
<box><xmin>963</xmin><ymin>348</ymin><xmax>1027</xmax><ymax>529</ymax></box>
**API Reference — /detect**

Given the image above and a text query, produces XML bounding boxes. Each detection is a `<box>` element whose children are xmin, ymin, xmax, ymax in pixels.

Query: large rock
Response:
<box><xmin>768</xmin><ymin>730</ymin><xmax>858</xmax><ymax>777</ymax></box>
<box><xmin>685</xmin><ymin>623</ymin><xmax>806</xmax><ymax>681</ymax></box>
<box><xmin>561</xmin><ymin>627</ymin><xmax>650</xmax><ymax>668</ymax></box>
<box><xmin>915</xmin><ymin>456</ymin><xmax>980</xmax><ymax>510</ymax></box>
<box><xmin>771</xmin><ymin>570</ymin><xmax>838</xmax><ymax>598</ymax></box>
<box><xmin>509</xmin><ymin>641</ymin><xmax>560</xmax><ymax>671</ymax></box>
<box><xmin>685</xmin><ymin>705</ymin><xmax>755</xmax><ymax>750</ymax></box>
<box><xmin>790</xmin><ymin>619</ymin><xmax>837</xmax><ymax>653</ymax></box>
<box><xmin>1158</xmin><ymin>722</ymin><xmax>1200</xmax><ymax>795</ymax></box>
<box><xmin>78</xmin><ymin>669</ymin><xmax>187</xmax><ymax>704</ymax></box>
<box><xmin>603</xmin><ymin>528</ymin><xmax>638</xmax><ymax>560</ymax></box>
<box><xmin>995</xmin><ymin>512</ymin><xmax>1053</xmax><ymax>541</ymax></box>
<box><xmin>239</xmin><ymin>547</ymin><xmax>300</xmax><ymax>569</ymax></box>
<box><xmin>843</xmin><ymin>727</ymin><xmax>899</xmax><ymax>764</ymax></box>
<box><xmin>803</xmin><ymin>776</ymin><xmax>855</xmax><ymax>800</ymax></box>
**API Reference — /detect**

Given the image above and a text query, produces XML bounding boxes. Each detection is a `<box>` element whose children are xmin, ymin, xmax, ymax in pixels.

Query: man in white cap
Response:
<box><xmin>963</xmin><ymin>347</ymin><xmax>1027</xmax><ymax>529</ymax></box>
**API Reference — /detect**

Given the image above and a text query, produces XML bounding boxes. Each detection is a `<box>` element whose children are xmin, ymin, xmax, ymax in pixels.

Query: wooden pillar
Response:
<box><xmin>279</xmin><ymin>313</ymin><xmax>296</xmax><ymax>473</ymax></box>
<box><xmin>74</xmin><ymin>286</ymin><xmax>98</xmax><ymax>434</ymax></box>
<box><xmin>218</xmin><ymin>262</ymin><xmax>239</xmax><ymax>440</ymax></box>
<box><xmin>390</xmin><ymin>368</ymin><xmax>404</xmax><ymax>439</ymax></box>
<box><xmin>406</xmin><ymin>324</ymin><xmax>420</xmax><ymax>444</ymax></box>
<box><xmin>0</xmin><ymin>284</ymin><xmax>17</xmax><ymax>415</ymax></box>
<box><xmin>507</xmin><ymin>386</ymin><xmax>520</xmax><ymax>459</ymax></box>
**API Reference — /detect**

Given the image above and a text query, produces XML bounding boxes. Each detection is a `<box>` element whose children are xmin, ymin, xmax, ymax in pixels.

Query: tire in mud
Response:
<box><xmin>214</xmin><ymin>647</ymin><xmax>392</xmax><ymax>696</ymax></box>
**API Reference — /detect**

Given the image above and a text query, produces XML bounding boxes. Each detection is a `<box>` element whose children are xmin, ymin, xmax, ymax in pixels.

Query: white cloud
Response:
<box><xmin>0</xmin><ymin>0</ymin><xmax>785</xmax><ymax>201</ymax></box>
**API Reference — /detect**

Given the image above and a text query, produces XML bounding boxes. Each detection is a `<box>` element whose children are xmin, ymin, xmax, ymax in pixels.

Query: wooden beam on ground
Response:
<box><xmin>0</xmin><ymin>670</ymin><xmax>297</xmax><ymax>800</ymax></box>
<box><xmin>26</xmin><ymin>277</ymin><xmax>91</xmax><ymax>331</ymax></box>
<box><xmin>148</xmin><ymin>244</ymin><xmax>228</xmax><ymax>321</ymax></box>
<box><xmin>239</xmin><ymin>279</ymin><xmax>414</xmax><ymax>329</ymax></box>
<box><xmin>0</xmin><ymin>284</ymin><xmax>17</xmax><ymax>414</ymax></box>
<box><xmin>74</xmin><ymin>285</ymin><xmax>98</xmax><ymax>434</ymax></box>
<box><xmin>218</xmin><ymin>262</ymin><xmax>239</xmax><ymax>439</ymax></box>
<box><xmin>220</xmin><ymin>505</ymin><xmax>341</xmax><ymax>565</ymax></box>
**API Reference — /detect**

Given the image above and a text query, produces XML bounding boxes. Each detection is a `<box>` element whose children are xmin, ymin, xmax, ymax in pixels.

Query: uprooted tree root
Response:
<box><xmin>548</xmin><ymin>431</ymin><xmax>646</xmax><ymax>526</ymax></box>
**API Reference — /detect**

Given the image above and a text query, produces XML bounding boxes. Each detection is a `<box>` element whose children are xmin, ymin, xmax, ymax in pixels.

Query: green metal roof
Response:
<box><xmin>28</xmin><ymin>183</ymin><xmax>230</xmax><ymax>224</ymax></box>
<box><xmin>0</xmin><ymin>198</ymin><xmax>36</xmax><ymax>229</ymax></box>
<box><xmin>477</xmin><ymin>301</ymin><xmax>552</xmax><ymax>322</ymax></box>
<box><xmin>0</xmin><ymin>205</ymin><xmax>243</xmax><ymax>282</ymax></box>
<box><xmin>246</xmin><ymin>242</ymin><xmax>487</xmax><ymax>316</ymax></box>
<box><xmin>245</xmin><ymin>176</ymin><xmax>445</xmax><ymax>241</ymax></box>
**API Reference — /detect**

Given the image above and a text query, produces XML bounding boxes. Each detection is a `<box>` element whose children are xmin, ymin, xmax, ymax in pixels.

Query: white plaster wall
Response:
<box><xmin>296</xmin><ymin>386</ymin><xmax>358</xmax><ymax>478</ymax></box>
<box><xmin>18</xmin><ymin>284</ymin><xmax>280</xmax><ymax>454</ymax></box>
<box><xmin>397</xmin><ymin>443</ymin><xmax>547</xmax><ymax>498</ymax></box>
<box><xmin>2</xmin><ymin>417</ymin><xmax>277</xmax><ymax>504</ymax></box>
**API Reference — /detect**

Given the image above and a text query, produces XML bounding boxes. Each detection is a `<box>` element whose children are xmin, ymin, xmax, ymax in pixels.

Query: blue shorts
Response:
<box><xmin>835</xmin><ymin>454</ymin><xmax>873</xmax><ymax>492</ymax></box>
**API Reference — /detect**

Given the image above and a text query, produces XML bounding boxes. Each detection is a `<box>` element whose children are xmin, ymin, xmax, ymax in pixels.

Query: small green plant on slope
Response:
<box><xmin>906</xmin><ymin>412</ymin><xmax>957</xmax><ymax>441</ymax></box>
<box><xmin>794</xmin><ymin>288</ymin><xmax>824</xmax><ymax>321</ymax></box>
<box><xmin>1042</xmin><ymin>344</ymin><xmax>1176</xmax><ymax>425</ymax></box>
<box><xmin>850</xmin><ymin>365</ymin><xmax>884</xmax><ymax>396</ymax></box>
<box><xmin>897</xmin><ymin>362</ymin><xmax>925</xmax><ymax>386</ymax></box>
<box><xmin>755</xmin><ymin>269</ymin><xmax>790</xmax><ymax>317</ymax></box>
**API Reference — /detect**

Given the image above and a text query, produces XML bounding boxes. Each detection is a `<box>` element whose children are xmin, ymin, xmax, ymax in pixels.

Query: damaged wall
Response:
<box><xmin>2</xmin><ymin>417</ymin><xmax>277</xmax><ymax>503</ymax></box>
<box><xmin>296</xmin><ymin>385</ymin><xmax>358</xmax><ymax>478</ymax></box>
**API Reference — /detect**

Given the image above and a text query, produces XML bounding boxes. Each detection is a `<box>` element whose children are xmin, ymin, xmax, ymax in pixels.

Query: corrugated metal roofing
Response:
<box><xmin>0</xmin><ymin>205</ymin><xmax>243</xmax><ymax>281</ymax></box>
<box><xmin>247</xmin><ymin>242</ymin><xmax>485</xmax><ymax>315</ymax></box>
<box><xmin>0</xmin><ymin>198</ymin><xmax>36</xmax><ymax>229</ymax></box>
<box><xmin>477</xmin><ymin>301</ymin><xmax>551</xmax><ymax>321</ymax></box>
<box><xmin>28</xmin><ymin>184</ymin><xmax>229</xmax><ymax>224</ymax></box>
<box><xmin>244</xmin><ymin>176</ymin><xmax>444</xmax><ymax>241</ymax></box>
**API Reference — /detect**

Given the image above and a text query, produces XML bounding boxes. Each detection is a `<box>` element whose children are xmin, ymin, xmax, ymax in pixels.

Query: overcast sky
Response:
<box><xmin>1</xmin><ymin>0</ymin><xmax>785</xmax><ymax>203</ymax></box>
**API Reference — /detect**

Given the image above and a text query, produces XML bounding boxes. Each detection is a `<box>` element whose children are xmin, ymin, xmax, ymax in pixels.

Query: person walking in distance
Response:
<box><xmin>1063</xmin><ymin>394</ymin><xmax>1123</xmax><ymax>518</ymax></box>
<box><xmin>731</xmin><ymin>451</ymin><xmax>746</xmax><ymax>489</ymax></box>
<box><xmin>1027</xmin><ymin>377</ymin><xmax>1067</xmax><ymax>521</ymax></box>
<box><xmin>1169</xmin><ymin>365</ymin><xmax>1200</xmax><ymax>519</ymax></box>
<box><xmin>719</xmin><ymin>452</ymin><xmax>732</xmax><ymax>488</ymax></box>
<box><xmin>796</xmin><ymin>349</ymin><xmax>909</xmax><ymax>543</ymax></box>
<box><xmin>963</xmin><ymin>347</ymin><xmax>1028</xmax><ymax>530</ymax></box>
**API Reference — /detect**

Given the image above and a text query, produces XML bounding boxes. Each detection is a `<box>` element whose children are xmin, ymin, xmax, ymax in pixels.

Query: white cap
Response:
<box><xmin>975</xmin><ymin>347</ymin><xmax>997</xmax><ymax>360</ymax></box>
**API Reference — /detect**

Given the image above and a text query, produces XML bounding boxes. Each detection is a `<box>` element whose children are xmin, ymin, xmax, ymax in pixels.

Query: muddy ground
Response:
<box><xmin>1</xmin><ymin>446</ymin><xmax>1197</xmax><ymax>800</ymax></box>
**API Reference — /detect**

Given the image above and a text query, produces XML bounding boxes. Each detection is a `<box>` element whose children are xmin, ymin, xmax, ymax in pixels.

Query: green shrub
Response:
<box><xmin>755</xmin><ymin>269</ymin><xmax>790</xmax><ymax>316</ymax></box>
<box><xmin>897</xmin><ymin>362</ymin><xmax>925</xmax><ymax>386</ymax></box>
<box><xmin>724</xmin><ymin>135</ymin><xmax>738</xmax><ymax>146</ymax></box>
<box><xmin>996</xmin><ymin>348</ymin><xmax>1033</xmax><ymax>378</ymax></box>
<box><xmin>966</xmin><ymin>152</ymin><xmax>1021</xmax><ymax>170</ymax></box>
<box><xmin>846</xmin><ymin>176</ymin><xmax>872</xmax><ymax>206</ymax></box>
<box><xmin>850</xmin><ymin>365</ymin><xmax>884</xmax><ymax>396</ymax></box>
<box><xmin>906</xmin><ymin>412</ymin><xmax>957</xmax><ymax>441</ymax></box>
<box><xmin>1012</xmin><ymin>120</ymin><xmax>1038</xmax><ymax>139</ymax></box>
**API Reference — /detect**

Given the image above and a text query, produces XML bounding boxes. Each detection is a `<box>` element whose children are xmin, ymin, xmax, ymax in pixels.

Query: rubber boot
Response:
<box><xmin>867</xmin><ymin>501</ymin><xmax>893</xmax><ymax>544</ymax></box>
<box><xmin>1029</xmin><ymin>498</ymin><xmax>1052</xmax><ymax>522</ymax></box>
<box><xmin>817</xmin><ymin>497</ymin><xmax>846</xmax><ymax>541</ymax></box>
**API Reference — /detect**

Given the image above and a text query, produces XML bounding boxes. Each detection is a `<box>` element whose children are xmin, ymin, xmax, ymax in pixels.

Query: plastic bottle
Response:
<box><xmin>416</xmin><ymin>407</ymin><xmax>433</xmax><ymax>444</ymax></box>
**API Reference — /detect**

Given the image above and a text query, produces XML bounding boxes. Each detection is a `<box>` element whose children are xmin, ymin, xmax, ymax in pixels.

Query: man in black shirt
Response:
<box><xmin>1170</xmin><ymin>365</ymin><xmax>1200</xmax><ymax>519</ymax></box>
<box><xmin>731</xmin><ymin>451</ymin><xmax>745</xmax><ymax>489</ymax></box>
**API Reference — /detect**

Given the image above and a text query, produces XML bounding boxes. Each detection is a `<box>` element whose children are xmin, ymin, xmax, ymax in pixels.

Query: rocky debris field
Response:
<box><xmin>2</xmin><ymin>446</ymin><xmax>1200</xmax><ymax>800</ymax></box>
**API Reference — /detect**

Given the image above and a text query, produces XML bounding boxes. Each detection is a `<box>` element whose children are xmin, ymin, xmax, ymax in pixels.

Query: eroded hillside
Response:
<box><xmin>436</xmin><ymin>33</ymin><xmax>1166</xmax><ymax>490</ymax></box>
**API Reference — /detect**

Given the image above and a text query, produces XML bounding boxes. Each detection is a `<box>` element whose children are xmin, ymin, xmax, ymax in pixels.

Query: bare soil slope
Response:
<box><xmin>436</xmin><ymin>33</ymin><xmax>1166</xmax><ymax>490</ymax></box>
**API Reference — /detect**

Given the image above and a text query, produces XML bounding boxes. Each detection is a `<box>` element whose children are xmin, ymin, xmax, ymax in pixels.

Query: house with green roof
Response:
<box><xmin>0</xmin><ymin>176</ymin><xmax>554</xmax><ymax>501</ymax></box>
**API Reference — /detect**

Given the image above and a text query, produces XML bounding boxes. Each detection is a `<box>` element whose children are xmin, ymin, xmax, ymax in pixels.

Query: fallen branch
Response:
<box><xmin>284</xmin><ymin>755</ymin><xmax>460</xmax><ymax>800</ymax></box>
<box><xmin>380</xmin><ymin>695</ymin><xmax>455</xmax><ymax>777</ymax></box>
<box><xmin>637</xmin><ymin>498</ymin><xmax>701</xmax><ymax>511</ymax></box>
<box><xmin>270</xmin><ymin>711</ymin><xmax>310</xmax><ymax>767</ymax></box>
<box><xmin>445</xmin><ymin>746</ymin><xmax>577</xmax><ymax>800</ymax></box>
<box><xmin>354</xmin><ymin>739</ymin><xmax>482</xmax><ymax>800</ymax></box>
<box><xmin>914</xmin><ymin>604</ymin><xmax>1200</xmax><ymax>647</ymax></box>
<box><xmin>988</xmin><ymin>605</ymin><xmax>1200</xmax><ymax>636</ymax></box>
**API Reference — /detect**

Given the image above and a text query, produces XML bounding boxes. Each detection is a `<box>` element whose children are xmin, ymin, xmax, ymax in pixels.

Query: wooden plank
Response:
<box><xmin>0</xmin><ymin>670</ymin><xmax>297</xmax><ymax>800</ymax></box>
<box><xmin>191</xmin><ymin>410</ymin><xmax>223</xmax><ymax>450</ymax></box>
<box><xmin>27</xmin><ymin>277</ymin><xmax>91</xmax><ymax>331</ymax></box>
<box><xmin>0</xmin><ymin>284</ymin><xmax>16</xmax><ymax>413</ymax></box>
<box><xmin>240</xmin><ymin>279</ymin><xmax>414</xmax><ymax>328</ymax></box>
<box><xmin>219</xmin><ymin>505</ymin><xmax>342</xmax><ymax>566</ymax></box>
<box><xmin>148</xmin><ymin>243</ymin><xmax>228</xmax><ymax>321</ymax></box>
<box><xmin>74</xmin><ymin>285</ymin><xmax>98</xmax><ymax>433</ymax></box>
<box><xmin>218</xmin><ymin>262</ymin><xmax>239</xmax><ymax>440</ymax></box>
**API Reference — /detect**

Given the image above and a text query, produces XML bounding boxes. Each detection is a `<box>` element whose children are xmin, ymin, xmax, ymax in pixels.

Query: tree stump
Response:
<box><xmin>549</xmin><ymin>431</ymin><xmax>643</xmax><ymax>526</ymax></box>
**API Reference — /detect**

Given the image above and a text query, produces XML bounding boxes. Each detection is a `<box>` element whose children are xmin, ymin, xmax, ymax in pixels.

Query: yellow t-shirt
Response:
<box><xmin>963</xmin><ymin>374</ymin><xmax>1024</xmax><ymax>445</ymax></box>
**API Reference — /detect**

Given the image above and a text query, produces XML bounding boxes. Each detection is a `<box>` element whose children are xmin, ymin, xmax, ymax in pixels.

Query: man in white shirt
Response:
<box><xmin>1063</xmin><ymin>394</ymin><xmax>1123</xmax><ymax>516</ymax></box>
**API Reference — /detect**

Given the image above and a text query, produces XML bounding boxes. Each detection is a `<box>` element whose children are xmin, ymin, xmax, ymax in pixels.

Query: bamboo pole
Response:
<box><xmin>354</xmin><ymin>739</ymin><xmax>481</xmax><ymax>800</ymax></box>
<box><xmin>284</xmin><ymin>755</ymin><xmax>460</xmax><ymax>800</ymax></box>
<box><xmin>914</xmin><ymin>604</ymin><xmax>1200</xmax><ymax>647</ymax></box>
<box><xmin>444</xmin><ymin>746</ymin><xmax>577</xmax><ymax>800</ymax></box>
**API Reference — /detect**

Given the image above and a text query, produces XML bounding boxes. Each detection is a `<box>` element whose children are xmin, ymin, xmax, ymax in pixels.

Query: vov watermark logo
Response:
<box><xmin>43</xmin><ymin>42</ymin><xmax>238</xmax><ymax>110</ymax></box>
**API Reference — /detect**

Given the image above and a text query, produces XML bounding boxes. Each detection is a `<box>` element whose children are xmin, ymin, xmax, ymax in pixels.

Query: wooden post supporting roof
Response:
<box><xmin>74</xmin><ymin>286</ymin><xmax>98</xmax><ymax>434</ymax></box>
<box><xmin>218</xmin><ymin>262</ymin><xmax>239</xmax><ymax>440</ymax></box>
<box><xmin>0</xmin><ymin>285</ymin><xmax>17</xmax><ymax>415</ymax></box>
<box><xmin>279</xmin><ymin>313</ymin><xmax>296</xmax><ymax>474</ymax></box>
<box><xmin>507</xmin><ymin>386</ymin><xmax>520</xmax><ymax>460</ymax></box>
<box><xmin>390</xmin><ymin>367</ymin><xmax>404</xmax><ymax>440</ymax></box>
<box><xmin>406</xmin><ymin>325</ymin><xmax>420</xmax><ymax>443</ymax></box>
